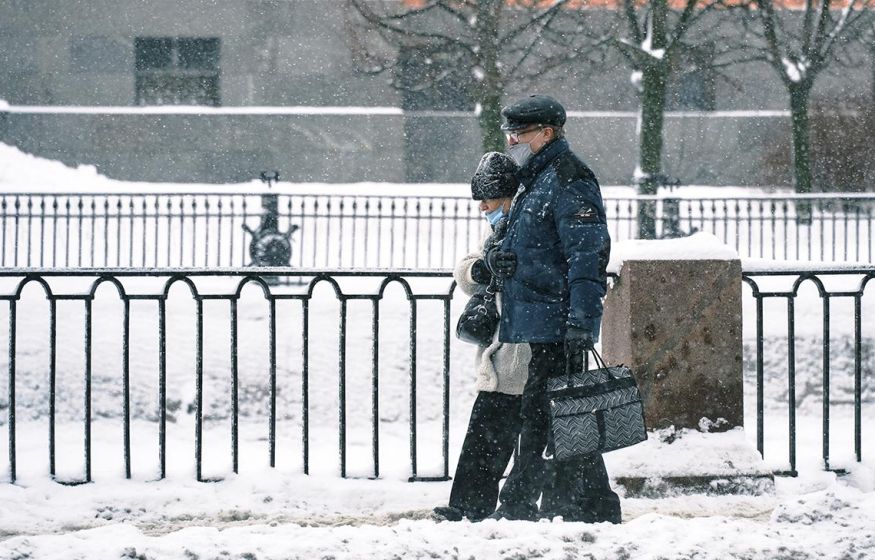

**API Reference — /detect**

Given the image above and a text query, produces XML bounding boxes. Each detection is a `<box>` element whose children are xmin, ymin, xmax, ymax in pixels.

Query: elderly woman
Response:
<box><xmin>433</xmin><ymin>152</ymin><xmax>531</xmax><ymax>522</ymax></box>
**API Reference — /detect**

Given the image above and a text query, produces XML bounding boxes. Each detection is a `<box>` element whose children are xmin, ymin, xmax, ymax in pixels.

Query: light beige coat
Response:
<box><xmin>455</xmin><ymin>231</ymin><xmax>531</xmax><ymax>395</ymax></box>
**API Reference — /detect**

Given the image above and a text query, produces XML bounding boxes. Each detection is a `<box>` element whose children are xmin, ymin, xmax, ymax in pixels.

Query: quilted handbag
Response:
<box><xmin>455</xmin><ymin>283</ymin><xmax>500</xmax><ymax>346</ymax></box>
<box><xmin>547</xmin><ymin>349</ymin><xmax>647</xmax><ymax>460</ymax></box>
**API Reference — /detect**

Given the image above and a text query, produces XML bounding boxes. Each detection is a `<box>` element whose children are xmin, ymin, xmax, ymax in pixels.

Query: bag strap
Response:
<box><xmin>589</xmin><ymin>347</ymin><xmax>609</xmax><ymax>371</ymax></box>
<box><xmin>480</xmin><ymin>279</ymin><xmax>498</xmax><ymax>304</ymax></box>
<box><xmin>565</xmin><ymin>346</ymin><xmax>612</xmax><ymax>389</ymax></box>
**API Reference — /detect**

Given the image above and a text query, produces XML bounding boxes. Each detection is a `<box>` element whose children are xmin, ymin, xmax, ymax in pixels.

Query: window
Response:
<box><xmin>135</xmin><ymin>37</ymin><xmax>220</xmax><ymax>106</ymax></box>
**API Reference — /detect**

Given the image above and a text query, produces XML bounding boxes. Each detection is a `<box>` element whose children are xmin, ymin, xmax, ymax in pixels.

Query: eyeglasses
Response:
<box><xmin>505</xmin><ymin>126</ymin><xmax>543</xmax><ymax>142</ymax></box>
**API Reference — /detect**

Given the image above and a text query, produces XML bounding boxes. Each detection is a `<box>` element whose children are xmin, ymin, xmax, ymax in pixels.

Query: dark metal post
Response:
<box><xmin>338</xmin><ymin>299</ymin><xmax>347</xmax><ymax>478</ymax></box>
<box><xmin>756</xmin><ymin>295</ymin><xmax>764</xmax><ymax>457</ymax></box>
<box><xmin>269</xmin><ymin>297</ymin><xmax>277</xmax><ymax>469</ymax></box>
<box><xmin>301</xmin><ymin>299</ymin><xmax>310</xmax><ymax>475</ymax></box>
<box><xmin>158</xmin><ymin>298</ymin><xmax>167</xmax><ymax>479</ymax></box>
<box><xmin>371</xmin><ymin>299</ymin><xmax>380</xmax><ymax>479</ymax></box>
<box><xmin>822</xmin><ymin>296</ymin><xmax>831</xmax><ymax>470</ymax></box>
<box><xmin>787</xmin><ymin>298</ymin><xmax>797</xmax><ymax>475</ymax></box>
<box><xmin>854</xmin><ymin>295</ymin><xmax>862</xmax><ymax>462</ymax></box>
<box><xmin>408</xmin><ymin>299</ymin><xmax>418</xmax><ymax>480</ymax></box>
<box><xmin>195</xmin><ymin>297</ymin><xmax>203</xmax><ymax>482</ymax></box>
<box><xmin>230</xmin><ymin>299</ymin><xmax>239</xmax><ymax>474</ymax></box>
<box><xmin>123</xmin><ymin>299</ymin><xmax>131</xmax><ymax>479</ymax></box>
<box><xmin>7</xmin><ymin>301</ymin><xmax>16</xmax><ymax>483</ymax></box>
<box><xmin>13</xmin><ymin>197</ymin><xmax>20</xmax><ymax>267</ymax></box>
<box><xmin>442</xmin><ymin>297</ymin><xmax>451</xmax><ymax>479</ymax></box>
<box><xmin>49</xmin><ymin>299</ymin><xmax>56</xmax><ymax>477</ymax></box>
<box><xmin>84</xmin><ymin>299</ymin><xmax>92</xmax><ymax>483</ymax></box>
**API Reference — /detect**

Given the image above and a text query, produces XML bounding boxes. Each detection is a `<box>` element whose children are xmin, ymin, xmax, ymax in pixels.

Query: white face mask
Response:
<box><xmin>507</xmin><ymin>142</ymin><xmax>533</xmax><ymax>166</ymax></box>
<box><xmin>507</xmin><ymin>127</ymin><xmax>544</xmax><ymax>166</ymax></box>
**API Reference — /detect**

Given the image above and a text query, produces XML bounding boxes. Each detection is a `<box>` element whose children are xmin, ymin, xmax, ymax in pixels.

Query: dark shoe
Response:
<box><xmin>540</xmin><ymin>505</ymin><xmax>621</xmax><ymax>524</ymax></box>
<box><xmin>487</xmin><ymin>505</ymin><xmax>539</xmax><ymax>521</ymax></box>
<box><xmin>432</xmin><ymin>506</ymin><xmax>465</xmax><ymax>521</ymax></box>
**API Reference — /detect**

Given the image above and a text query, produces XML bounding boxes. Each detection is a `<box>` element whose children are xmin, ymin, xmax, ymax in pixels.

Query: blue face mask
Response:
<box><xmin>484</xmin><ymin>206</ymin><xmax>505</xmax><ymax>227</ymax></box>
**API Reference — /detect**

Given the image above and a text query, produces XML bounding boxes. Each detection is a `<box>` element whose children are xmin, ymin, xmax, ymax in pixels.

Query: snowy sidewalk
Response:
<box><xmin>0</xmin><ymin>466</ymin><xmax>873</xmax><ymax>560</ymax></box>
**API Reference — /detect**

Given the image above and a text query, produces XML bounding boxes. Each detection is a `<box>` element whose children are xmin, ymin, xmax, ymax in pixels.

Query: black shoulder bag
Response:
<box><xmin>455</xmin><ymin>279</ymin><xmax>500</xmax><ymax>346</ymax></box>
<box><xmin>455</xmin><ymin>218</ymin><xmax>507</xmax><ymax>346</ymax></box>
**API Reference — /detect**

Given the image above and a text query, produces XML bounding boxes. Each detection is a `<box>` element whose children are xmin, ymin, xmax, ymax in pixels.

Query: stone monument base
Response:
<box><xmin>604</xmin><ymin>427</ymin><xmax>774</xmax><ymax>498</ymax></box>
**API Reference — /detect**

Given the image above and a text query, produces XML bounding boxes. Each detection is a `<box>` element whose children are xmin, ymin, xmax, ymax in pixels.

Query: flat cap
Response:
<box><xmin>500</xmin><ymin>94</ymin><xmax>566</xmax><ymax>131</ymax></box>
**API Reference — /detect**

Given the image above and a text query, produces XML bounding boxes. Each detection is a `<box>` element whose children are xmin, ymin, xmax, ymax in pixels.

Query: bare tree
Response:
<box><xmin>601</xmin><ymin>0</ymin><xmax>740</xmax><ymax>238</ymax></box>
<box><xmin>741</xmin><ymin>0</ymin><xmax>873</xmax><ymax>199</ymax></box>
<box><xmin>345</xmin><ymin>0</ymin><xmax>584</xmax><ymax>153</ymax></box>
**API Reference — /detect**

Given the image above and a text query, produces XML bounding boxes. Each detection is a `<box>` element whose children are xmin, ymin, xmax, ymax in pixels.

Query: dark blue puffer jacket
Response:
<box><xmin>498</xmin><ymin>138</ymin><xmax>611</xmax><ymax>343</ymax></box>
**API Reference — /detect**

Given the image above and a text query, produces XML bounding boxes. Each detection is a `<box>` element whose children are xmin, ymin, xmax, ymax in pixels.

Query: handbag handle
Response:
<box><xmin>565</xmin><ymin>346</ymin><xmax>612</xmax><ymax>388</ymax></box>
<box><xmin>588</xmin><ymin>347</ymin><xmax>609</xmax><ymax>370</ymax></box>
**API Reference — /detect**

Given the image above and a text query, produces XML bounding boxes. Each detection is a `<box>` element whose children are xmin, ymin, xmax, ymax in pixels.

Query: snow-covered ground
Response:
<box><xmin>0</xmin><ymin>144</ymin><xmax>874</xmax><ymax>559</ymax></box>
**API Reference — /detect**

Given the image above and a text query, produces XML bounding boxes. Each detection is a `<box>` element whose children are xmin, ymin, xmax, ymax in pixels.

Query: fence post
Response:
<box><xmin>243</xmin><ymin>172</ymin><xmax>297</xmax><ymax>272</ymax></box>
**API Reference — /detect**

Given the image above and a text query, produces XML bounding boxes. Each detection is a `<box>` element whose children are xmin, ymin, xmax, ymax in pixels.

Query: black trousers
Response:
<box><xmin>497</xmin><ymin>342</ymin><xmax>621</xmax><ymax>522</ymax></box>
<box><xmin>448</xmin><ymin>391</ymin><xmax>522</xmax><ymax>520</ymax></box>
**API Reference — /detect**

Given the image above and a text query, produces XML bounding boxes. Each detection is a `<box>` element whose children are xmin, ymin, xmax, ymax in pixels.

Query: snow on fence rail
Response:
<box><xmin>0</xmin><ymin>266</ymin><xmax>872</xmax><ymax>484</ymax></box>
<box><xmin>1</xmin><ymin>192</ymin><xmax>873</xmax><ymax>269</ymax></box>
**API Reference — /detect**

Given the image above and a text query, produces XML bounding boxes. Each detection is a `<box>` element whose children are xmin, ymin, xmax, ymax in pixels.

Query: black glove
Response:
<box><xmin>470</xmin><ymin>259</ymin><xmax>492</xmax><ymax>285</ymax></box>
<box><xmin>483</xmin><ymin>247</ymin><xmax>517</xmax><ymax>279</ymax></box>
<box><xmin>565</xmin><ymin>327</ymin><xmax>594</xmax><ymax>374</ymax></box>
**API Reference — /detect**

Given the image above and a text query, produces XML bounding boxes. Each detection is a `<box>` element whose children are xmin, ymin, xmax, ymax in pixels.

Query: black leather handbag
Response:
<box><xmin>455</xmin><ymin>284</ymin><xmax>500</xmax><ymax>346</ymax></box>
<box><xmin>547</xmin><ymin>349</ymin><xmax>647</xmax><ymax>459</ymax></box>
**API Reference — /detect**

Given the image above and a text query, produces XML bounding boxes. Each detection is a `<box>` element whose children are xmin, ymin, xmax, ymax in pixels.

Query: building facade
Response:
<box><xmin>0</xmin><ymin>0</ymin><xmax>871</xmax><ymax>185</ymax></box>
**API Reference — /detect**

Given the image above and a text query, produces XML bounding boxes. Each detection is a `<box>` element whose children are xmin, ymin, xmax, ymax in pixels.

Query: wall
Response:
<box><xmin>0</xmin><ymin>107</ymin><xmax>792</xmax><ymax>185</ymax></box>
<box><xmin>0</xmin><ymin>0</ymin><xmax>393</xmax><ymax>107</ymax></box>
<box><xmin>1</xmin><ymin>0</ymin><xmax>869</xmax><ymax>111</ymax></box>
<box><xmin>1</xmin><ymin>0</ymin><xmax>866</xmax><ymax>185</ymax></box>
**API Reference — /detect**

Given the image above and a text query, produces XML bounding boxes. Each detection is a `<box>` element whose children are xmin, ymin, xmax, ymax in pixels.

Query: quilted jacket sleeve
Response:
<box><xmin>553</xmin><ymin>177</ymin><xmax>611</xmax><ymax>331</ymax></box>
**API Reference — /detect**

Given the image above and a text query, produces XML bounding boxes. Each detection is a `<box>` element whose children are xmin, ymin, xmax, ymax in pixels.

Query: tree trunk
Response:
<box><xmin>476</xmin><ymin>0</ymin><xmax>505</xmax><ymax>154</ymax></box>
<box><xmin>636</xmin><ymin>0</ymin><xmax>669</xmax><ymax>239</ymax></box>
<box><xmin>788</xmin><ymin>82</ymin><xmax>813</xmax><ymax>222</ymax></box>
<box><xmin>479</xmin><ymin>88</ymin><xmax>505</xmax><ymax>153</ymax></box>
<box><xmin>789</xmin><ymin>83</ymin><xmax>812</xmax><ymax>194</ymax></box>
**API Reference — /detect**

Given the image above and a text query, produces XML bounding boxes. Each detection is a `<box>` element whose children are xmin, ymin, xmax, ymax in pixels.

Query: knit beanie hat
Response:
<box><xmin>470</xmin><ymin>152</ymin><xmax>520</xmax><ymax>200</ymax></box>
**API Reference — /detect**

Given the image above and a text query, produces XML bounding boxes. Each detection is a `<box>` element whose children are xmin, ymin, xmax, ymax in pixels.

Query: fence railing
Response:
<box><xmin>0</xmin><ymin>268</ymin><xmax>456</xmax><ymax>484</ymax></box>
<box><xmin>1</xmin><ymin>266</ymin><xmax>872</xmax><ymax>483</ymax></box>
<box><xmin>743</xmin><ymin>266</ymin><xmax>874</xmax><ymax>475</ymax></box>
<box><xmin>2</xmin><ymin>192</ymin><xmax>873</xmax><ymax>269</ymax></box>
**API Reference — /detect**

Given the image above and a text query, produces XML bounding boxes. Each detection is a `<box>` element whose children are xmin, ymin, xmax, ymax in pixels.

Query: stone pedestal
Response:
<box><xmin>602</xmin><ymin>258</ymin><xmax>744</xmax><ymax>430</ymax></box>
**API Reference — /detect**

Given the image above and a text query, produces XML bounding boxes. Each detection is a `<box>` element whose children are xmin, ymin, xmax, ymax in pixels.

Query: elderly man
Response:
<box><xmin>485</xmin><ymin>94</ymin><xmax>621</xmax><ymax>523</ymax></box>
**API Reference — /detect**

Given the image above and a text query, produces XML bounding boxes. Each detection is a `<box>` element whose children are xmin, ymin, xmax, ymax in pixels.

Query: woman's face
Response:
<box><xmin>479</xmin><ymin>197</ymin><xmax>512</xmax><ymax>214</ymax></box>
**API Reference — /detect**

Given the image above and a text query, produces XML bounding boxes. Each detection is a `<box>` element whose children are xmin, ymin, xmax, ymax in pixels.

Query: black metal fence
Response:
<box><xmin>0</xmin><ymin>268</ymin><xmax>456</xmax><ymax>484</ymax></box>
<box><xmin>743</xmin><ymin>266</ymin><xmax>874</xmax><ymax>475</ymax></box>
<box><xmin>2</xmin><ymin>192</ymin><xmax>873</xmax><ymax>269</ymax></box>
<box><xmin>1</xmin><ymin>266</ymin><xmax>872</xmax><ymax>483</ymax></box>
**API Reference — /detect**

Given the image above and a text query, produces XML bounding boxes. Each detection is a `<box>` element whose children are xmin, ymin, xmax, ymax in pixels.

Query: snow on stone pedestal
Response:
<box><xmin>602</xmin><ymin>234</ymin><xmax>771</xmax><ymax>495</ymax></box>
<box><xmin>606</xmin><ymin>427</ymin><xmax>775</xmax><ymax>497</ymax></box>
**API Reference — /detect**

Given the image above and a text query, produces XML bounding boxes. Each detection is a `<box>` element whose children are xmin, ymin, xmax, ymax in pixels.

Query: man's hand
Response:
<box><xmin>483</xmin><ymin>247</ymin><xmax>517</xmax><ymax>278</ymax></box>
<box><xmin>565</xmin><ymin>327</ymin><xmax>594</xmax><ymax>374</ymax></box>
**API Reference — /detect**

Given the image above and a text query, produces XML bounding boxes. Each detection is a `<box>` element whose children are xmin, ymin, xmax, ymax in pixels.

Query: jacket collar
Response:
<box><xmin>517</xmin><ymin>137</ymin><xmax>568</xmax><ymax>183</ymax></box>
